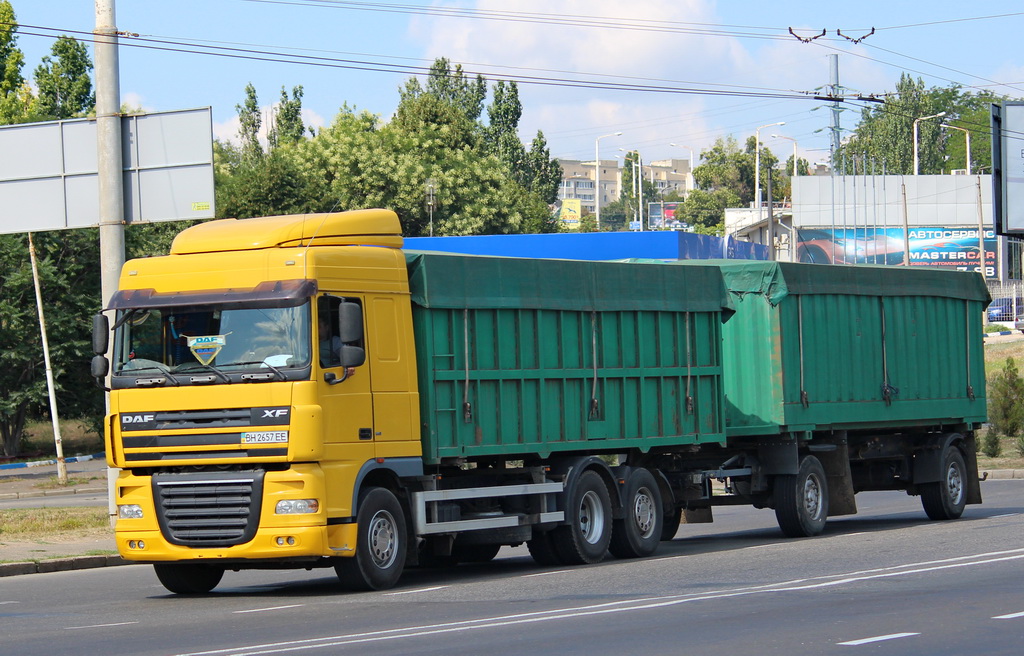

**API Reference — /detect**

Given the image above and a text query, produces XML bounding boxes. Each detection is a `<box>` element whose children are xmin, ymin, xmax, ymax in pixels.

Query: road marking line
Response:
<box><xmin>0</xmin><ymin>601</ymin><xmax>20</xmax><ymax>605</ymax></box>
<box><xmin>993</xmin><ymin>611</ymin><xmax>1024</xmax><ymax>620</ymax></box>
<box><xmin>65</xmin><ymin>622</ymin><xmax>139</xmax><ymax>630</ymax></box>
<box><xmin>990</xmin><ymin>513</ymin><xmax>1021</xmax><ymax>519</ymax></box>
<box><xmin>234</xmin><ymin>605</ymin><xmax>304</xmax><ymax>614</ymax></box>
<box><xmin>384</xmin><ymin>586</ymin><xmax>447</xmax><ymax>596</ymax></box>
<box><xmin>174</xmin><ymin>547</ymin><xmax>1024</xmax><ymax>656</ymax></box>
<box><xmin>523</xmin><ymin>570</ymin><xmax>571</xmax><ymax>578</ymax></box>
<box><xmin>838</xmin><ymin>633</ymin><xmax>919</xmax><ymax>646</ymax></box>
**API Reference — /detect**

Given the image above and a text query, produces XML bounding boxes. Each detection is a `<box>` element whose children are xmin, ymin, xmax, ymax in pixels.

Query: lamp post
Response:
<box><xmin>755</xmin><ymin>122</ymin><xmax>785</xmax><ymax>243</ymax></box>
<box><xmin>771</xmin><ymin>134</ymin><xmax>798</xmax><ymax>177</ymax></box>
<box><xmin>913</xmin><ymin>111</ymin><xmax>946</xmax><ymax>175</ymax></box>
<box><xmin>669</xmin><ymin>142</ymin><xmax>695</xmax><ymax>196</ymax></box>
<box><xmin>941</xmin><ymin>124</ymin><xmax>971</xmax><ymax>174</ymax></box>
<box><xmin>594</xmin><ymin>131</ymin><xmax>622</xmax><ymax>230</ymax></box>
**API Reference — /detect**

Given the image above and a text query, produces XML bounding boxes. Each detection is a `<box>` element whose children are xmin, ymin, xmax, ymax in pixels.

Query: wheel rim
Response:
<box><xmin>367</xmin><ymin>509</ymin><xmax>398</xmax><ymax>569</ymax></box>
<box><xmin>945</xmin><ymin>461</ymin><xmax>964</xmax><ymax>506</ymax></box>
<box><xmin>578</xmin><ymin>490</ymin><xmax>606</xmax><ymax>545</ymax></box>
<box><xmin>802</xmin><ymin>473</ymin><xmax>823</xmax><ymax>521</ymax></box>
<box><xmin>632</xmin><ymin>486</ymin><xmax>657</xmax><ymax>539</ymax></box>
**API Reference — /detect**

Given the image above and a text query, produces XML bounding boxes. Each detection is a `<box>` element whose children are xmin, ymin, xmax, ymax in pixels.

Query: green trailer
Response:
<box><xmin>406</xmin><ymin>252</ymin><xmax>733</xmax><ymax>462</ymax></box>
<box><xmin>663</xmin><ymin>260</ymin><xmax>989</xmax><ymax>537</ymax></box>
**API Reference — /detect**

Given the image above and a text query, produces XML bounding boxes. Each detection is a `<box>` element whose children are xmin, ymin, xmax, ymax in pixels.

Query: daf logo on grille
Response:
<box><xmin>123</xmin><ymin>414</ymin><xmax>155</xmax><ymax>424</ymax></box>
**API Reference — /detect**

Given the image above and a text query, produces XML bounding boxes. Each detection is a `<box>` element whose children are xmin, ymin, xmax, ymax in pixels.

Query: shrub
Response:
<box><xmin>989</xmin><ymin>357</ymin><xmax>1024</xmax><ymax>441</ymax></box>
<box><xmin>982</xmin><ymin>431</ymin><xmax>1003</xmax><ymax>458</ymax></box>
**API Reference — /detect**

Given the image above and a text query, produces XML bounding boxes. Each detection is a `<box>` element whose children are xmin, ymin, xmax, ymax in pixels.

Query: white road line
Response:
<box><xmin>838</xmin><ymin>633</ymin><xmax>919</xmax><ymax>646</ymax></box>
<box><xmin>174</xmin><ymin>547</ymin><xmax>1024</xmax><ymax>656</ymax></box>
<box><xmin>993</xmin><ymin>611</ymin><xmax>1024</xmax><ymax>620</ymax></box>
<box><xmin>234</xmin><ymin>605</ymin><xmax>304</xmax><ymax>614</ymax></box>
<box><xmin>0</xmin><ymin>601</ymin><xmax>20</xmax><ymax>605</ymax></box>
<box><xmin>65</xmin><ymin>622</ymin><xmax>139</xmax><ymax>630</ymax></box>
<box><xmin>990</xmin><ymin>513</ymin><xmax>1021</xmax><ymax>519</ymax></box>
<box><xmin>522</xmin><ymin>570</ymin><xmax>571</xmax><ymax>578</ymax></box>
<box><xmin>383</xmin><ymin>586</ymin><xmax>447</xmax><ymax>596</ymax></box>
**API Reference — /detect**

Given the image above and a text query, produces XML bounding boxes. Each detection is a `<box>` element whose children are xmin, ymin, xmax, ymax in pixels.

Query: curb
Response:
<box><xmin>0</xmin><ymin>486</ymin><xmax>107</xmax><ymax>501</ymax></box>
<box><xmin>0</xmin><ymin>555</ymin><xmax>129</xmax><ymax>578</ymax></box>
<box><xmin>984</xmin><ymin>469</ymin><xmax>1024</xmax><ymax>480</ymax></box>
<box><xmin>0</xmin><ymin>453</ymin><xmax>105</xmax><ymax>471</ymax></box>
<box><xmin>984</xmin><ymin>331</ymin><xmax>1015</xmax><ymax>337</ymax></box>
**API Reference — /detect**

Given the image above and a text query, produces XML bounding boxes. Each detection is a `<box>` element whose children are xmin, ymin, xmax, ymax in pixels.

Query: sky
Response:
<box><xmin>11</xmin><ymin>1</ymin><xmax>1024</xmax><ymax>168</ymax></box>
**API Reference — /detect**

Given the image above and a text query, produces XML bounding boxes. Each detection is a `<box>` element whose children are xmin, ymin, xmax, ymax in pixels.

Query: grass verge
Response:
<box><xmin>0</xmin><ymin>507</ymin><xmax>109</xmax><ymax>541</ymax></box>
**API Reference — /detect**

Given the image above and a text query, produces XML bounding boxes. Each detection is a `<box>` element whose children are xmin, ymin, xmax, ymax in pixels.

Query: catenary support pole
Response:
<box><xmin>28</xmin><ymin>234</ymin><xmax>66</xmax><ymax>485</ymax></box>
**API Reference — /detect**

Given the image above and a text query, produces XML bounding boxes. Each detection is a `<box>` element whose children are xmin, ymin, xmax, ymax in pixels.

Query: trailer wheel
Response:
<box><xmin>452</xmin><ymin>542</ymin><xmax>501</xmax><ymax>563</ymax></box>
<box><xmin>335</xmin><ymin>487</ymin><xmax>407</xmax><ymax>591</ymax></box>
<box><xmin>661</xmin><ymin>506</ymin><xmax>682</xmax><ymax>541</ymax></box>
<box><xmin>552</xmin><ymin>470</ymin><xmax>612</xmax><ymax>564</ymax></box>
<box><xmin>153</xmin><ymin>564</ymin><xmax>224</xmax><ymax>594</ymax></box>
<box><xmin>774</xmin><ymin>455</ymin><xmax>828</xmax><ymax>537</ymax></box>
<box><xmin>527</xmin><ymin>530</ymin><xmax>563</xmax><ymax>566</ymax></box>
<box><xmin>921</xmin><ymin>446</ymin><xmax>967</xmax><ymax>520</ymax></box>
<box><xmin>609</xmin><ymin>468</ymin><xmax>663</xmax><ymax>558</ymax></box>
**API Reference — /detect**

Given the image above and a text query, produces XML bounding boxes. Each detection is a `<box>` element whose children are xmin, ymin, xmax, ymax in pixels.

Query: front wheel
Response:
<box><xmin>774</xmin><ymin>455</ymin><xmax>829</xmax><ymax>538</ymax></box>
<box><xmin>609</xmin><ymin>468</ymin><xmax>663</xmax><ymax>558</ymax></box>
<box><xmin>153</xmin><ymin>564</ymin><xmax>224</xmax><ymax>594</ymax></box>
<box><xmin>335</xmin><ymin>487</ymin><xmax>407</xmax><ymax>591</ymax></box>
<box><xmin>552</xmin><ymin>470</ymin><xmax>612</xmax><ymax>565</ymax></box>
<box><xmin>921</xmin><ymin>446</ymin><xmax>967</xmax><ymax>520</ymax></box>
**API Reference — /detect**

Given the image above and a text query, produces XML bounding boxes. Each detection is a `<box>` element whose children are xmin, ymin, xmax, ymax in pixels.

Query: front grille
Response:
<box><xmin>152</xmin><ymin>471</ymin><xmax>265</xmax><ymax>547</ymax></box>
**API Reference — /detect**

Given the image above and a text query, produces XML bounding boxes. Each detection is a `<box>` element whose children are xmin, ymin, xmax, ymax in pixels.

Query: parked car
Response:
<box><xmin>988</xmin><ymin>297</ymin><xmax>1023</xmax><ymax>322</ymax></box>
<box><xmin>1015</xmin><ymin>312</ymin><xmax>1024</xmax><ymax>334</ymax></box>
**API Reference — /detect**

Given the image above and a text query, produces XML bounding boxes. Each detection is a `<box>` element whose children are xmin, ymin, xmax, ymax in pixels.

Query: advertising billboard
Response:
<box><xmin>796</xmin><ymin>226</ymin><xmax>996</xmax><ymax>277</ymax></box>
<box><xmin>559</xmin><ymin>199</ymin><xmax>582</xmax><ymax>230</ymax></box>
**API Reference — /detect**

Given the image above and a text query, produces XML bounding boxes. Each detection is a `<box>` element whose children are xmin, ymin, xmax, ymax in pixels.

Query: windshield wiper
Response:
<box><xmin>229</xmin><ymin>360</ymin><xmax>288</xmax><ymax>381</ymax></box>
<box><xmin>177</xmin><ymin>363</ymin><xmax>232</xmax><ymax>384</ymax></box>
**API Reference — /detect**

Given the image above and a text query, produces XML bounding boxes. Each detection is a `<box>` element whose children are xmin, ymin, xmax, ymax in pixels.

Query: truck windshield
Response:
<box><xmin>112</xmin><ymin>302</ymin><xmax>312</xmax><ymax>384</ymax></box>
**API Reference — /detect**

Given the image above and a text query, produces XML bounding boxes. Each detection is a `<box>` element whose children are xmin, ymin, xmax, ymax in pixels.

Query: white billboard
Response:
<box><xmin>0</xmin><ymin>107</ymin><xmax>214</xmax><ymax>234</ymax></box>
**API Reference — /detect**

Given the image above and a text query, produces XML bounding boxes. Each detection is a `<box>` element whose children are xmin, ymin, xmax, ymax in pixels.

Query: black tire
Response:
<box><xmin>452</xmin><ymin>542</ymin><xmax>501</xmax><ymax>563</ymax></box>
<box><xmin>609</xmin><ymin>468</ymin><xmax>663</xmax><ymax>558</ymax></box>
<box><xmin>527</xmin><ymin>530</ymin><xmax>563</xmax><ymax>566</ymax></box>
<box><xmin>153</xmin><ymin>564</ymin><xmax>224</xmax><ymax>594</ymax></box>
<box><xmin>921</xmin><ymin>446</ymin><xmax>967</xmax><ymax>520</ymax></box>
<box><xmin>552</xmin><ymin>470</ymin><xmax>612</xmax><ymax>565</ymax></box>
<box><xmin>335</xmin><ymin>487</ymin><xmax>407</xmax><ymax>591</ymax></box>
<box><xmin>774</xmin><ymin>455</ymin><xmax>829</xmax><ymax>538</ymax></box>
<box><xmin>661</xmin><ymin>506</ymin><xmax>682</xmax><ymax>541</ymax></box>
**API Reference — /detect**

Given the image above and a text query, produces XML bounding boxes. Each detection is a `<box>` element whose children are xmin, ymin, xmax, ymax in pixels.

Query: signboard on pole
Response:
<box><xmin>992</xmin><ymin>101</ymin><xmax>1024</xmax><ymax>236</ymax></box>
<box><xmin>0</xmin><ymin>107</ymin><xmax>215</xmax><ymax>234</ymax></box>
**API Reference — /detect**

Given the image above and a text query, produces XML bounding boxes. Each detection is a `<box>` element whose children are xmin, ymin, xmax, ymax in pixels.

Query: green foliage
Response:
<box><xmin>1016</xmin><ymin>435</ymin><xmax>1024</xmax><ymax>457</ymax></box>
<box><xmin>989</xmin><ymin>357</ymin><xmax>1024</xmax><ymax>442</ymax></box>
<box><xmin>836</xmin><ymin>74</ymin><xmax>1000</xmax><ymax>175</ymax></box>
<box><xmin>982</xmin><ymin>431</ymin><xmax>1002</xmax><ymax>458</ymax></box>
<box><xmin>269</xmin><ymin>85</ymin><xmax>305</xmax><ymax>149</ymax></box>
<box><xmin>33</xmin><ymin>35</ymin><xmax>94</xmax><ymax>119</ymax></box>
<box><xmin>236</xmin><ymin>82</ymin><xmax>263</xmax><ymax>165</ymax></box>
<box><xmin>0</xmin><ymin>1</ymin><xmax>32</xmax><ymax>124</ymax></box>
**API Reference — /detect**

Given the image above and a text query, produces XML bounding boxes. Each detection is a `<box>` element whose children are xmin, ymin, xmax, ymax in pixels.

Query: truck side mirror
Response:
<box><xmin>337</xmin><ymin>301</ymin><xmax>363</xmax><ymax>343</ymax></box>
<box><xmin>340</xmin><ymin>344</ymin><xmax>366</xmax><ymax>369</ymax></box>
<box><xmin>91</xmin><ymin>354</ymin><xmax>109</xmax><ymax>379</ymax></box>
<box><xmin>92</xmin><ymin>314</ymin><xmax>109</xmax><ymax>355</ymax></box>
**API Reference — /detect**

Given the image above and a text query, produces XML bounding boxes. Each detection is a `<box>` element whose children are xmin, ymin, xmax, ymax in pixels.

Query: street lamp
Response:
<box><xmin>669</xmin><ymin>143</ymin><xmax>695</xmax><ymax>196</ymax></box>
<box><xmin>595</xmin><ymin>131</ymin><xmax>622</xmax><ymax>230</ymax></box>
<box><xmin>912</xmin><ymin>111</ymin><xmax>946</xmax><ymax>175</ymax></box>
<box><xmin>941</xmin><ymin>124</ymin><xmax>971</xmax><ymax>174</ymax></box>
<box><xmin>771</xmin><ymin>134</ymin><xmax>798</xmax><ymax>177</ymax></box>
<box><xmin>754</xmin><ymin>121</ymin><xmax>785</xmax><ymax>237</ymax></box>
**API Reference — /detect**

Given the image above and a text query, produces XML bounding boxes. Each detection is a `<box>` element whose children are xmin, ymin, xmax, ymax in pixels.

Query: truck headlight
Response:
<box><xmin>118</xmin><ymin>504</ymin><xmax>144</xmax><ymax>519</ymax></box>
<box><xmin>275</xmin><ymin>499</ymin><xmax>320</xmax><ymax>514</ymax></box>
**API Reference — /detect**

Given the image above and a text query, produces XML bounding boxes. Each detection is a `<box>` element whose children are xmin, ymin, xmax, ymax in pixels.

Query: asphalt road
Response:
<box><xmin>3</xmin><ymin>481</ymin><xmax>1023</xmax><ymax>656</ymax></box>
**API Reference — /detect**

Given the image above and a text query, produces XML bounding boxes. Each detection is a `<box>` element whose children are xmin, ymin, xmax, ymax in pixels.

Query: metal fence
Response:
<box><xmin>986</xmin><ymin>281</ymin><xmax>1024</xmax><ymax>323</ymax></box>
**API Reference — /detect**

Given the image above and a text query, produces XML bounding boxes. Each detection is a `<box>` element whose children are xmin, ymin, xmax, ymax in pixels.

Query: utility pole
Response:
<box><xmin>96</xmin><ymin>0</ymin><xmax>125</xmax><ymax>310</ymax></box>
<box><xmin>828</xmin><ymin>54</ymin><xmax>842</xmax><ymax>163</ymax></box>
<box><xmin>95</xmin><ymin>0</ymin><xmax>125</xmax><ymax>523</ymax></box>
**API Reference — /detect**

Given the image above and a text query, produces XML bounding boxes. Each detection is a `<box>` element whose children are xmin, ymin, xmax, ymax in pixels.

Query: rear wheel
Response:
<box><xmin>527</xmin><ymin>530</ymin><xmax>563</xmax><ymax>566</ymax></box>
<box><xmin>451</xmin><ymin>542</ymin><xmax>501</xmax><ymax>563</ymax></box>
<box><xmin>921</xmin><ymin>446</ymin><xmax>967</xmax><ymax>520</ymax></box>
<box><xmin>774</xmin><ymin>455</ymin><xmax>828</xmax><ymax>537</ymax></box>
<box><xmin>661</xmin><ymin>506</ymin><xmax>682</xmax><ymax>541</ymax></box>
<box><xmin>609</xmin><ymin>469</ymin><xmax>663</xmax><ymax>558</ymax></box>
<box><xmin>335</xmin><ymin>487</ymin><xmax>407</xmax><ymax>591</ymax></box>
<box><xmin>153</xmin><ymin>564</ymin><xmax>224</xmax><ymax>594</ymax></box>
<box><xmin>552</xmin><ymin>470</ymin><xmax>612</xmax><ymax>564</ymax></box>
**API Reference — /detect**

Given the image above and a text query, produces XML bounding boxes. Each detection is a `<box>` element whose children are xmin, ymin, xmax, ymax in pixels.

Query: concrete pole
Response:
<box><xmin>95</xmin><ymin>0</ymin><xmax>125</xmax><ymax>524</ymax></box>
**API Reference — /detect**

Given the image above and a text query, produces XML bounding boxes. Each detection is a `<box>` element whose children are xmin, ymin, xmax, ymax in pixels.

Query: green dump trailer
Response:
<box><xmin>665</xmin><ymin>260</ymin><xmax>989</xmax><ymax>537</ymax></box>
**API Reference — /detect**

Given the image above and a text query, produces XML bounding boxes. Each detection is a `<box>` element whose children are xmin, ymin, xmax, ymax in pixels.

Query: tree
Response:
<box><xmin>990</xmin><ymin>357</ymin><xmax>1024</xmax><ymax>441</ymax></box>
<box><xmin>236</xmin><ymin>83</ymin><xmax>263</xmax><ymax>164</ymax></box>
<box><xmin>0</xmin><ymin>1</ymin><xmax>31</xmax><ymax>124</ymax></box>
<box><xmin>403</xmin><ymin>57</ymin><xmax>487</xmax><ymax>123</ymax></box>
<box><xmin>677</xmin><ymin>188</ymin><xmax>740</xmax><ymax>236</ymax></box>
<box><xmin>33</xmin><ymin>35</ymin><xmax>94</xmax><ymax>119</ymax></box>
<box><xmin>269</xmin><ymin>85</ymin><xmax>305</xmax><ymax>150</ymax></box>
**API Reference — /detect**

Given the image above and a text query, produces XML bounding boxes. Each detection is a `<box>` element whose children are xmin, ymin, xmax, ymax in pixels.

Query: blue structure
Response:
<box><xmin>405</xmin><ymin>231</ymin><xmax>768</xmax><ymax>261</ymax></box>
